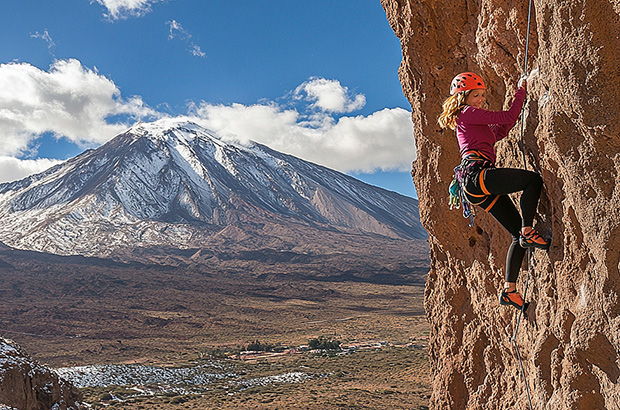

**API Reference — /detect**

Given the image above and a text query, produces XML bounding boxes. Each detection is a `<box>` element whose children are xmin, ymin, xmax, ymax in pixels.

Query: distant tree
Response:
<box><xmin>246</xmin><ymin>340</ymin><xmax>267</xmax><ymax>351</ymax></box>
<box><xmin>246</xmin><ymin>340</ymin><xmax>284</xmax><ymax>352</ymax></box>
<box><xmin>308</xmin><ymin>336</ymin><xmax>340</xmax><ymax>351</ymax></box>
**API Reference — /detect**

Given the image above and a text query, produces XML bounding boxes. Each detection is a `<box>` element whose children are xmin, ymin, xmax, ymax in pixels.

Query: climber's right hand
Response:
<box><xmin>518</xmin><ymin>75</ymin><xmax>527</xmax><ymax>91</ymax></box>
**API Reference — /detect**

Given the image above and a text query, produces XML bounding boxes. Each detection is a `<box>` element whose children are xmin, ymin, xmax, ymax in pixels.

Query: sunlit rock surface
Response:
<box><xmin>381</xmin><ymin>0</ymin><xmax>620</xmax><ymax>408</ymax></box>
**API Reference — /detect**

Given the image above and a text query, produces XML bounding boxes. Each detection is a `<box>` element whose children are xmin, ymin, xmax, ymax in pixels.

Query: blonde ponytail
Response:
<box><xmin>437</xmin><ymin>91</ymin><xmax>470</xmax><ymax>130</ymax></box>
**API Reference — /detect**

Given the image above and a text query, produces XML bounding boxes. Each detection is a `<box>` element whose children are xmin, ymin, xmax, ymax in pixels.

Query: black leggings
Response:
<box><xmin>464</xmin><ymin>167</ymin><xmax>543</xmax><ymax>283</ymax></box>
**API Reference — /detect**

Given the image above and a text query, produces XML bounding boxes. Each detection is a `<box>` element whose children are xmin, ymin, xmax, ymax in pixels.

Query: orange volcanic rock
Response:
<box><xmin>381</xmin><ymin>0</ymin><xmax>620</xmax><ymax>408</ymax></box>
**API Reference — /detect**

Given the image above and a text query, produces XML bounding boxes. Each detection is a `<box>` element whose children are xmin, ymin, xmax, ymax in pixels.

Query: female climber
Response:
<box><xmin>438</xmin><ymin>72</ymin><xmax>549</xmax><ymax>311</ymax></box>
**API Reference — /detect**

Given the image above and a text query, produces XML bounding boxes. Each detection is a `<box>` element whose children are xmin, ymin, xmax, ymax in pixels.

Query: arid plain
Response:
<box><xmin>0</xmin><ymin>233</ymin><xmax>430</xmax><ymax>409</ymax></box>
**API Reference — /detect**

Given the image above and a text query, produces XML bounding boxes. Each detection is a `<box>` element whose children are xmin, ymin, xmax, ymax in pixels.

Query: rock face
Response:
<box><xmin>0</xmin><ymin>338</ymin><xmax>83</xmax><ymax>410</ymax></box>
<box><xmin>382</xmin><ymin>0</ymin><xmax>620</xmax><ymax>409</ymax></box>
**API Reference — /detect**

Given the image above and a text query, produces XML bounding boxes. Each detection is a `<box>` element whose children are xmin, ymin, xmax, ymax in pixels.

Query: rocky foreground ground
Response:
<box><xmin>65</xmin><ymin>345</ymin><xmax>430</xmax><ymax>409</ymax></box>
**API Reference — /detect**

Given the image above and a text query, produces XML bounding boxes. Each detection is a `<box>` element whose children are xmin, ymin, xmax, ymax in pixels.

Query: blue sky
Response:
<box><xmin>0</xmin><ymin>0</ymin><xmax>418</xmax><ymax>197</ymax></box>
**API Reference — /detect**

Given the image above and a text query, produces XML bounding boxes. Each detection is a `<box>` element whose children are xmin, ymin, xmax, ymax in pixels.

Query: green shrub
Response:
<box><xmin>246</xmin><ymin>340</ymin><xmax>285</xmax><ymax>352</ymax></box>
<box><xmin>308</xmin><ymin>336</ymin><xmax>340</xmax><ymax>351</ymax></box>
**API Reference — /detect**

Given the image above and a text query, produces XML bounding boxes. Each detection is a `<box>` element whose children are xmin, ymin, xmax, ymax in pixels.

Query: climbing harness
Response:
<box><xmin>448</xmin><ymin>162</ymin><xmax>476</xmax><ymax>226</ymax></box>
<box><xmin>448</xmin><ymin>151</ymin><xmax>494</xmax><ymax>227</ymax></box>
<box><xmin>448</xmin><ymin>164</ymin><xmax>476</xmax><ymax>227</ymax></box>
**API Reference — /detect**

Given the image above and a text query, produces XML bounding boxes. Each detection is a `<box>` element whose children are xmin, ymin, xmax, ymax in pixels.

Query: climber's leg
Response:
<box><xmin>485</xmin><ymin>195</ymin><xmax>531</xmax><ymax>311</ymax></box>
<box><xmin>485</xmin><ymin>194</ymin><xmax>525</xmax><ymax>284</ymax></box>
<box><xmin>480</xmin><ymin>167</ymin><xmax>549</xmax><ymax>249</ymax></box>
<box><xmin>479</xmin><ymin>167</ymin><xmax>542</xmax><ymax>226</ymax></box>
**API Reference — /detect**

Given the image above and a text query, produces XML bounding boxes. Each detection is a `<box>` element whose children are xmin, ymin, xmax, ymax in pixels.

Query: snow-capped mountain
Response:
<box><xmin>0</xmin><ymin>119</ymin><xmax>425</xmax><ymax>257</ymax></box>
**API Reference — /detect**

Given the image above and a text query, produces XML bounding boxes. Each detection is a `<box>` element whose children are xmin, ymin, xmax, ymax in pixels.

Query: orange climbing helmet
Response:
<box><xmin>450</xmin><ymin>72</ymin><xmax>486</xmax><ymax>95</ymax></box>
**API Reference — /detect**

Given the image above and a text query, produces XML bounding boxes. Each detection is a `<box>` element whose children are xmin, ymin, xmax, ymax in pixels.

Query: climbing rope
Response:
<box><xmin>522</xmin><ymin>0</ymin><xmax>534</xmax><ymax>75</ymax></box>
<box><xmin>519</xmin><ymin>0</ymin><xmax>534</xmax><ymax>171</ymax></box>
<box><xmin>512</xmin><ymin>0</ymin><xmax>536</xmax><ymax>409</ymax></box>
<box><xmin>511</xmin><ymin>248</ymin><xmax>534</xmax><ymax>410</ymax></box>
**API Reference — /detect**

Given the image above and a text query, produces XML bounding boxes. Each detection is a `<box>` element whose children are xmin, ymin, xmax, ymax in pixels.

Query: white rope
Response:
<box><xmin>520</xmin><ymin>0</ymin><xmax>535</xmax><ymax>170</ymax></box>
<box><xmin>512</xmin><ymin>2</ymin><xmax>536</xmax><ymax>408</ymax></box>
<box><xmin>523</xmin><ymin>0</ymin><xmax>534</xmax><ymax>75</ymax></box>
<box><xmin>511</xmin><ymin>248</ymin><xmax>534</xmax><ymax>410</ymax></box>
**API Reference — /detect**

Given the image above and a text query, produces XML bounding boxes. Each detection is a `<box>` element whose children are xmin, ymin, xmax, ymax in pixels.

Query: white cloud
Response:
<box><xmin>294</xmin><ymin>77</ymin><xmax>366</xmax><ymax>113</ymax></box>
<box><xmin>0</xmin><ymin>59</ymin><xmax>157</xmax><ymax>157</ymax></box>
<box><xmin>167</xmin><ymin>19</ymin><xmax>185</xmax><ymax>39</ymax></box>
<box><xmin>167</xmin><ymin>20</ymin><xmax>206</xmax><ymax>58</ymax></box>
<box><xmin>92</xmin><ymin>0</ymin><xmax>160</xmax><ymax>20</ymax></box>
<box><xmin>189</xmin><ymin>77</ymin><xmax>415</xmax><ymax>173</ymax></box>
<box><xmin>31</xmin><ymin>30</ymin><xmax>56</xmax><ymax>54</ymax></box>
<box><xmin>0</xmin><ymin>64</ymin><xmax>413</xmax><ymax>182</ymax></box>
<box><xmin>320</xmin><ymin>108</ymin><xmax>416</xmax><ymax>172</ymax></box>
<box><xmin>191</xmin><ymin>99</ymin><xmax>415</xmax><ymax>174</ymax></box>
<box><xmin>189</xmin><ymin>44</ymin><xmax>206</xmax><ymax>58</ymax></box>
<box><xmin>0</xmin><ymin>157</ymin><xmax>62</xmax><ymax>183</ymax></box>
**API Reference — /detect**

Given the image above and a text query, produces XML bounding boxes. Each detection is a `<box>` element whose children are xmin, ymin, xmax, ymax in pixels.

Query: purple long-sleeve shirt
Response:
<box><xmin>456</xmin><ymin>88</ymin><xmax>526</xmax><ymax>165</ymax></box>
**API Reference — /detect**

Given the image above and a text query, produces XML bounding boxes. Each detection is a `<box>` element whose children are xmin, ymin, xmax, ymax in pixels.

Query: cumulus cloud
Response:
<box><xmin>0</xmin><ymin>59</ymin><xmax>157</xmax><ymax>157</ymax></box>
<box><xmin>0</xmin><ymin>157</ymin><xmax>61</xmax><ymax>183</ymax></box>
<box><xmin>167</xmin><ymin>20</ymin><xmax>206</xmax><ymax>58</ymax></box>
<box><xmin>191</xmin><ymin>87</ymin><xmax>415</xmax><ymax>173</ymax></box>
<box><xmin>294</xmin><ymin>77</ymin><xmax>366</xmax><ymax>113</ymax></box>
<box><xmin>0</xmin><ymin>64</ymin><xmax>413</xmax><ymax>182</ymax></box>
<box><xmin>92</xmin><ymin>0</ymin><xmax>161</xmax><ymax>20</ymax></box>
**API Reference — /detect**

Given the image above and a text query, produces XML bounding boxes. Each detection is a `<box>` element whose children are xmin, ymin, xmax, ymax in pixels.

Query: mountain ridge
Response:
<box><xmin>0</xmin><ymin>119</ymin><xmax>424</xmax><ymax>257</ymax></box>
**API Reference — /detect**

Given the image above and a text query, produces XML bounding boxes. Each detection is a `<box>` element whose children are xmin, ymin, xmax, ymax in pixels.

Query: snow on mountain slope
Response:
<box><xmin>0</xmin><ymin>119</ymin><xmax>425</xmax><ymax>256</ymax></box>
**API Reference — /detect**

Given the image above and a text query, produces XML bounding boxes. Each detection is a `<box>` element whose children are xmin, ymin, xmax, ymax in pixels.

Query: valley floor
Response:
<box><xmin>0</xmin><ymin>238</ymin><xmax>431</xmax><ymax>409</ymax></box>
<box><xmin>76</xmin><ymin>346</ymin><xmax>430</xmax><ymax>409</ymax></box>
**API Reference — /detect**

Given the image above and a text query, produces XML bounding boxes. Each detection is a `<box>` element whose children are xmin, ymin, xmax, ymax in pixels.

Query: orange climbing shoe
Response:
<box><xmin>519</xmin><ymin>228</ymin><xmax>550</xmax><ymax>250</ymax></box>
<box><xmin>499</xmin><ymin>289</ymin><xmax>529</xmax><ymax>311</ymax></box>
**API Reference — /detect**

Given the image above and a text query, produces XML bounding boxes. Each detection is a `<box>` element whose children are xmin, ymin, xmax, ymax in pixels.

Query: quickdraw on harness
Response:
<box><xmin>448</xmin><ymin>150</ymin><xmax>493</xmax><ymax>227</ymax></box>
